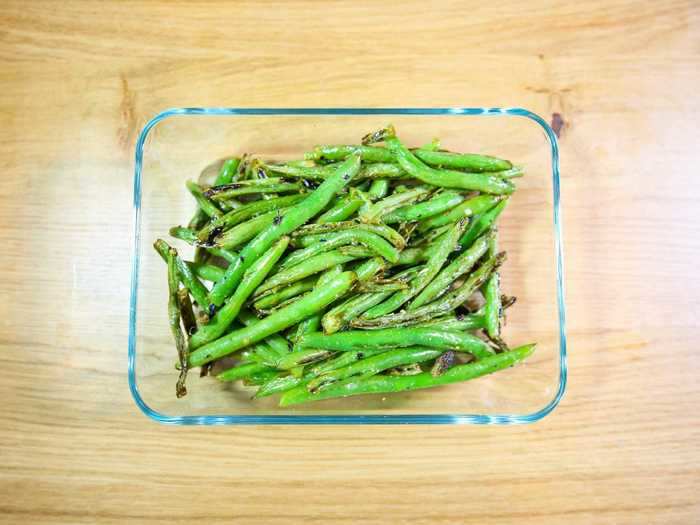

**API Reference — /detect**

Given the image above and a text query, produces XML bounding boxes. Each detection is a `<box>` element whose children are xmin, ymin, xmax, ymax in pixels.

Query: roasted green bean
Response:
<box><xmin>157</xmin><ymin>127</ymin><xmax>534</xmax><ymax>406</ymax></box>
<box><xmin>208</xmin><ymin>154</ymin><xmax>361</xmax><ymax>307</ymax></box>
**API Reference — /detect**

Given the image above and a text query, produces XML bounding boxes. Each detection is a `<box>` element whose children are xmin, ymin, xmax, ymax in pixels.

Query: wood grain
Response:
<box><xmin>1</xmin><ymin>1</ymin><xmax>699</xmax><ymax>523</ymax></box>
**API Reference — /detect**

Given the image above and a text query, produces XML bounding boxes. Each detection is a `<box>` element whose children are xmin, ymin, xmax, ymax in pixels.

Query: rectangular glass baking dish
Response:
<box><xmin>129</xmin><ymin>108</ymin><xmax>566</xmax><ymax>424</ymax></box>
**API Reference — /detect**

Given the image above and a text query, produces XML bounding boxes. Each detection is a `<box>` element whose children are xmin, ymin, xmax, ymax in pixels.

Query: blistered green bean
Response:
<box><xmin>189</xmin><ymin>271</ymin><xmax>356</xmax><ymax>366</ymax></box>
<box><xmin>279</xmin><ymin>344</ymin><xmax>535</xmax><ymax>406</ymax></box>
<box><xmin>186</xmin><ymin>180</ymin><xmax>223</xmax><ymax>219</ymax></box>
<box><xmin>154</xmin><ymin>239</ymin><xmax>210</xmax><ymax>309</ymax></box>
<box><xmin>253</xmin><ymin>277</ymin><xmax>318</xmax><ymax>310</ymax></box>
<box><xmin>350</xmin><ymin>253</ymin><xmax>504</xmax><ymax>328</ymax></box>
<box><xmin>410</xmin><ymin>230</ymin><xmax>493</xmax><ymax>309</ymax></box>
<box><xmin>296</xmin><ymin>327</ymin><xmax>493</xmax><ymax>359</ymax></box>
<box><xmin>280</xmin><ymin>229</ymin><xmax>399</xmax><ymax>268</ymax></box>
<box><xmin>417</xmin><ymin>194</ymin><xmax>503</xmax><ymax>232</ymax></box>
<box><xmin>382</xmin><ymin>191</ymin><xmax>465</xmax><ymax>224</ymax></box>
<box><xmin>459</xmin><ymin>199</ymin><xmax>508</xmax><ymax>249</ymax></box>
<box><xmin>363</xmin><ymin>219</ymin><xmax>467</xmax><ymax>318</ymax></box>
<box><xmin>188</xmin><ymin>237</ymin><xmax>289</xmax><ymax>350</ymax></box>
<box><xmin>197</xmin><ymin>194</ymin><xmax>305</xmax><ymax>244</ymax></box>
<box><xmin>208</xmin><ymin>154</ymin><xmax>360</xmax><ymax>307</ymax></box>
<box><xmin>307</xmin><ymin>347</ymin><xmax>442</xmax><ymax>392</ymax></box>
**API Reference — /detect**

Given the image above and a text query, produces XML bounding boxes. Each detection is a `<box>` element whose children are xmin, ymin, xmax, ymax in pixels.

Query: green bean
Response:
<box><xmin>165</xmin><ymin>247</ymin><xmax>188</xmax><ymax>398</ymax></box>
<box><xmin>208</xmin><ymin>154</ymin><xmax>361</xmax><ymax>307</ymax></box>
<box><xmin>261</xmin><ymin>257</ymin><xmax>374</xmax><ymax>317</ymax></box>
<box><xmin>280</xmin><ymin>229</ymin><xmax>399</xmax><ymax>269</ymax></box>
<box><xmin>197</xmin><ymin>194</ymin><xmax>306</xmax><ymax>244</ymax></box>
<box><xmin>276</xmin><ymin>349</ymin><xmax>336</xmax><ymax>370</ymax></box>
<box><xmin>414</xmin><ymin>311</ymin><xmax>486</xmax><ymax>331</ymax></box>
<box><xmin>187</xmin><ymin>261</ymin><xmax>225</xmax><ymax>282</ymax></box>
<box><xmin>168</xmin><ymin>226</ymin><xmax>206</xmax><ymax>245</ymax></box>
<box><xmin>293</xmin><ymin>220</ymin><xmax>406</xmax><ymax>250</ymax></box>
<box><xmin>356</xmin><ymin>281</ymin><xmax>408</xmax><ymax>292</ymax></box>
<box><xmin>177</xmin><ymin>288</ymin><xmax>197</xmax><ymax>336</ymax></box>
<box><xmin>382</xmin><ymin>191</ymin><xmax>465</xmax><ymax>224</ymax></box>
<box><xmin>413</xmin><ymin>149</ymin><xmax>512</xmax><ymax>173</ymax></box>
<box><xmin>253</xmin><ymin>249</ymin><xmax>363</xmax><ymax>297</ymax></box>
<box><xmin>368</xmin><ymin>179</ymin><xmax>390</xmax><ymax>200</ymax></box>
<box><xmin>279</xmin><ymin>344</ymin><xmax>535</xmax><ymax>406</ymax></box>
<box><xmin>383</xmin><ymin>132</ymin><xmax>515</xmax><ymax>194</ymax></box>
<box><xmin>306</xmin><ymin>145</ymin><xmax>394</xmax><ymax>163</ymax></box>
<box><xmin>359</xmin><ymin>186</ymin><xmax>431</xmax><ymax>224</ymax></box>
<box><xmin>214</xmin><ymin>208</ymin><xmax>290</xmax><ymax>250</ymax></box>
<box><xmin>320</xmin><ymin>265</ymin><xmax>420</xmax><ymax>334</ymax></box>
<box><xmin>257</xmin><ymin>292</ymin><xmax>315</xmax><ymax>315</ymax></box>
<box><xmin>246</xmin><ymin>342</ymin><xmax>283</xmax><ymax>368</ymax></box>
<box><xmin>242</xmin><ymin>368</ymin><xmax>280</xmax><ymax>386</ymax></box>
<box><xmin>309</xmin><ymin>347</ymin><xmax>393</xmax><ymax>376</ymax></box>
<box><xmin>188</xmin><ymin>237</ymin><xmax>290</xmax><ymax>350</ymax></box>
<box><xmin>216</xmin><ymin>157</ymin><xmax>242</xmax><ymax>185</ymax></box>
<box><xmin>154</xmin><ymin>239</ymin><xmax>210</xmax><ymax>309</ymax></box>
<box><xmin>316</xmin><ymin>194</ymin><xmax>364</xmax><ymax>223</ymax></box>
<box><xmin>264</xmin><ymin>162</ymin><xmax>339</xmax><ymax>181</ymax></box>
<box><xmin>255</xmin><ymin>374</ymin><xmax>304</xmax><ymax>398</ymax></box>
<box><xmin>321</xmin><ymin>291</ymin><xmax>392</xmax><ymax>335</ymax></box>
<box><xmin>186</xmin><ymin>180</ymin><xmax>223</xmax><ymax>219</ymax></box>
<box><xmin>187</xmin><ymin>161</ymin><xmax>222</xmax><ymax>232</ymax></box>
<box><xmin>459</xmin><ymin>199</ymin><xmax>508</xmax><ymax>249</ymax></box>
<box><xmin>482</xmin><ymin>233</ymin><xmax>501</xmax><ymax>339</ymax></box>
<box><xmin>217</xmin><ymin>362</ymin><xmax>272</xmax><ymax>382</ymax></box>
<box><xmin>237</xmin><ymin>309</ymin><xmax>291</xmax><ymax>357</ymax></box>
<box><xmin>350</xmin><ymin>253</ymin><xmax>504</xmax><ymax>328</ymax></box>
<box><xmin>336</xmin><ymin>246</ymin><xmax>374</xmax><ymax>258</ymax></box>
<box><xmin>307</xmin><ymin>347</ymin><xmax>442</xmax><ymax>392</ymax></box>
<box><xmin>413</xmin><ymin>223</ymin><xmax>453</xmax><ymax>247</ymax></box>
<box><xmin>363</xmin><ymin>218</ymin><xmax>467</xmax><ymax>318</ymax></box>
<box><xmin>296</xmin><ymin>327</ymin><xmax>492</xmax><ymax>359</ymax></box>
<box><xmin>190</xmin><ymin>271</ymin><xmax>356</xmax><ymax>366</ymax></box>
<box><xmin>352</xmin><ymin>257</ymin><xmax>387</xmax><ymax>282</ymax></box>
<box><xmin>206</xmin><ymin>181</ymin><xmax>302</xmax><ymax>200</ymax></box>
<box><xmin>169</xmin><ymin>226</ymin><xmax>239</xmax><ymax>263</ymax></box>
<box><xmin>417</xmin><ymin>194</ymin><xmax>503</xmax><ymax>232</ymax></box>
<box><xmin>395</xmin><ymin>247</ymin><xmax>428</xmax><ymax>265</ymax></box>
<box><xmin>253</xmin><ymin>277</ymin><xmax>318</xmax><ymax>310</ymax></box>
<box><xmin>307</xmin><ymin>142</ymin><xmax>512</xmax><ymax>174</ymax></box>
<box><xmin>293</xmin><ymin>314</ymin><xmax>322</xmax><ymax>342</ymax></box>
<box><xmin>497</xmin><ymin>166</ymin><xmax>524</xmax><ymax>178</ymax></box>
<box><xmin>410</xmin><ymin>230</ymin><xmax>493</xmax><ymax>309</ymax></box>
<box><xmin>357</xmin><ymin>163</ymin><xmax>405</xmax><ymax>180</ymax></box>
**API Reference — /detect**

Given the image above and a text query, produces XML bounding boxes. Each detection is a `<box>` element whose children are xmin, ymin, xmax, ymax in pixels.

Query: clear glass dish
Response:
<box><xmin>129</xmin><ymin>108</ymin><xmax>566</xmax><ymax>425</ymax></box>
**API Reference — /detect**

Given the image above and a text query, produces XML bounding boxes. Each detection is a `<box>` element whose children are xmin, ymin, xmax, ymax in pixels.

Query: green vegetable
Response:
<box><xmin>306</xmin><ymin>347</ymin><xmax>442</xmax><ymax>392</ymax></box>
<box><xmin>362</xmin><ymin>218</ymin><xmax>467</xmax><ymax>318</ymax></box>
<box><xmin>208</xmin><ymin>154</ymin><xmax>361</xmax><ymax>307</ymax></box>
<box><xmin>188</xmin><ymin>237</ymin><xmax>289</xmax><ymax>349</ymax></box>
<box><xmin>280</xmin><ymin>229</ymin><xmax>399</xmax><ymax>268</ymax></box>
<box><xmin>189</xmin><ymin>271</ymin><xmax>357</xmax><ymax>366</ymax></box>
<box><xmin>410</xmin><ymin>229</ymin><xmax>493</xmax><ymax>309</ymax></box>
<box><xmin>186</xmin><ymin>180</ymin><xmax>223</xmax><ymax>219</ymax></box>
<box><xmin>296</xmin><ymin>327</ymin><xmax>493</xmax><ymax>359</ymax></box>
<box><xmin>157</xmin><ymin>126</ymin><xmax>533</xmax><ymax>406</ymax></box>
<box><xmin>165</xmin><ymin>246</ymin><xmax>188</xmax><ymax>398</ymax></box>
<box><xmin>279</xmin><ymin>344</ymin><xmax>535</xmax><ymax>406</ymax></box>
<box><xmin>382</xmin><ymin>191</ymin><xmax>465</xmax><ymax>224</ymax></box>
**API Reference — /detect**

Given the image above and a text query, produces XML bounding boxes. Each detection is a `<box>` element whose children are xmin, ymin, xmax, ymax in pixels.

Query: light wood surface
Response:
<box><xmin>1</xmin><ymin>1</ymin><xmax>699</xmax><ymax>523</ymax></box>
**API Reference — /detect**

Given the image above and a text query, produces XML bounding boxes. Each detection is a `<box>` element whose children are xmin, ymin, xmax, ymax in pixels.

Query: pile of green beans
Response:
<box><xmin>155</xmin><ymin>126</ymin><xmax>535</xmax><ymax>404</ymax></box>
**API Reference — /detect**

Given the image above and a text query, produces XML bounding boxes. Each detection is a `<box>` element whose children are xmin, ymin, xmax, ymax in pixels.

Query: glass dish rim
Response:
<box><xmin>129</xmin><ymin>107</ymin><xmax>567</xmax><ymax>425</ymax></box>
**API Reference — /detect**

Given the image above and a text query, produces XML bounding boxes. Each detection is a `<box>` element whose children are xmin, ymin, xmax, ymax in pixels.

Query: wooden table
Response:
<box><xmin>1</xmin><ymin>1</ymin><xmax>698</xmax><ymax>523</ymax></box>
